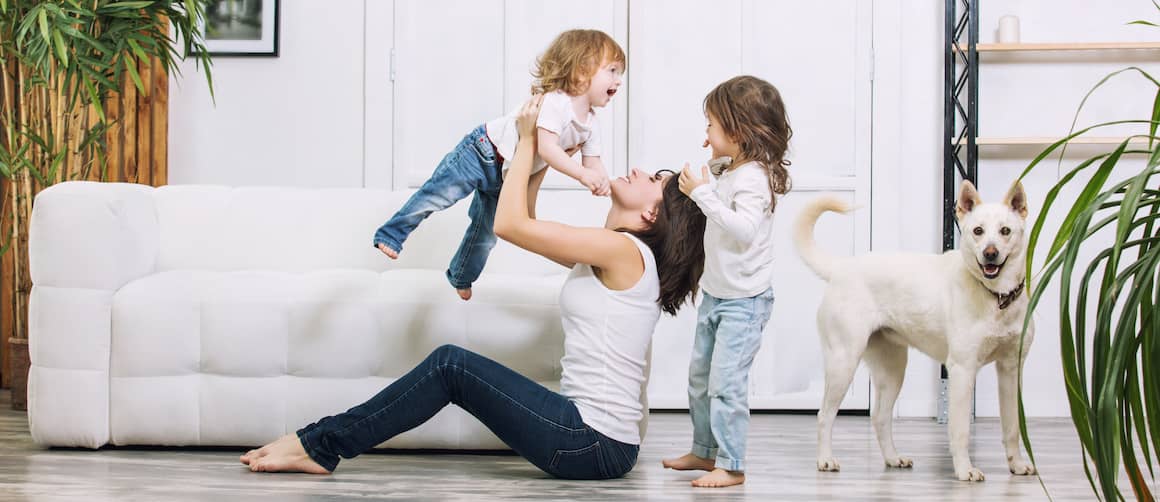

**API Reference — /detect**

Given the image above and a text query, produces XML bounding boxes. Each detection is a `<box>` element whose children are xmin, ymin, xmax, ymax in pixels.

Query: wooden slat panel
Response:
<box><xmin>120</xmin><ymin>68</ymin><xmax>138</xmax><ymax>183</ymax></box>
<box><xmin>151</xmin><ymin>56</ymin><xmax>168</xmax><ymax>186</ymax></box>
<box><xmin>0</xmin><ymin>179</ymin><xmax>11</xmax><ymax>388</ymax></box>
<box><xmin>0</xmin><ymin>43</ymin><xmax>169</xmax><ymax>390</ymax></box>
<box><xmin>104</xmin><ymin>82</ymin><xmax>122</xmax><ymax>183</ymax></box>
<box><xmin>0</xmin><ymin>57</ymin><xmax>13</xmax><ymax>387</ymax></box>
<box><xmin>135</xmin><ymin>58</ymin><xmax>152</xmax><ymax>185</ymax></box>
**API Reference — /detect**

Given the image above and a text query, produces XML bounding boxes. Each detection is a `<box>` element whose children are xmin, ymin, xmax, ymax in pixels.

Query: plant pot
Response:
<box><xmin>7</xmin><ymin>338</ymin><xmax>28</xmax><ymax>411</ymax></box>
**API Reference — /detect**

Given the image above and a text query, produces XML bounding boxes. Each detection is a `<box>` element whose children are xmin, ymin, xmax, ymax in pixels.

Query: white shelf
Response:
<box><xmin>959</xmin><ymin>136</ymin><xmax>1152</xmax><ymax>146</ymax></box>
<box><xmin>959</xmin><ymin>42</ymin><xmax>1160</xmax><ymax>52</ymax></box>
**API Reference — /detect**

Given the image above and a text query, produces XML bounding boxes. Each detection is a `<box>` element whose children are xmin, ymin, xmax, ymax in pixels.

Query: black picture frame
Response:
<box><xmin>196</xmin><ymin>0</ymin><xmax>280</xmax><ymax>57</ymax></box>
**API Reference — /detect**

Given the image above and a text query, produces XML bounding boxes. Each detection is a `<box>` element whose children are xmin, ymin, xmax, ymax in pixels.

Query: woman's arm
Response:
<box><xmin>526</xmin><ymin>167</ymin><xmax>547</xmax><ymax>220</ymax></box>
<box><xmin>494</xmin><ymin>96</ymin><xmax>641</xmax><ymax>278</ymax></box>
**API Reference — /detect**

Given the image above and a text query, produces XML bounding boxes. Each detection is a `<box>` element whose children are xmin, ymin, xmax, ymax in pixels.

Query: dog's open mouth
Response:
<box><xmin>978</xmin><ymin>260</ymin><xmax>1006</xmax><ymax>279</ymax></box>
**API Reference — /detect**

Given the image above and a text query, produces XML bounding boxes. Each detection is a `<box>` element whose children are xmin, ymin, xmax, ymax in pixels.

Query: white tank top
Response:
<box><xmin>558</xmin><ymin>233</ymin><xmax>660</xmax><ymax>445</ymax></box>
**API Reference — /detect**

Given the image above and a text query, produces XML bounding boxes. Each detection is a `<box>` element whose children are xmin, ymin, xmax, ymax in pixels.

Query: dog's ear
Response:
<box><xmin>1005</xmin><ymin>182</ymin><xmax>1028</xmax><ymax>219</ymax></box>
<box><xmin>955</xmin><ymin>180</ymin><xmax>982</xmax><ymax>219</ymax></box>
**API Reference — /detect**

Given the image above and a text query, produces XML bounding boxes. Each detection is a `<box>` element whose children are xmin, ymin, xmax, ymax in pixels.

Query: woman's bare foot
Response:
<box><xmin>377</xmin><ymin>243</ymin><xmax>399</xmax><ymax>260</ymax></box>
<box><xmin>691</xmin><ymin>468</ymin><xmax>745</xmax><ymax>488</ymax></box>
<box><xmin>246</xmin><ymin>434</ymin><xmax>331</xmax><ymax>474</ymax></box>
<box><xmin>662</xmin><ymin>453</ymin><xmax>715</xmax><ymax>471</ymax></box>
<box><xmin>456</xmin><ymin>288</ymin><xmax>472</xmax><ymax>301</ymax></box>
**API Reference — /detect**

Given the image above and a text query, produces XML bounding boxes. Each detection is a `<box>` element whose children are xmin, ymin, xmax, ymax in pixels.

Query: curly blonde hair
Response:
<box><xmin>704</xmin><ymin>75</ymin><xmax>793</xmax><ymax>211</ymax></box>
<box><xmin>531</xmin><ymin>30</ymin><xmax>625</xmax><ymax>95</ymax></box>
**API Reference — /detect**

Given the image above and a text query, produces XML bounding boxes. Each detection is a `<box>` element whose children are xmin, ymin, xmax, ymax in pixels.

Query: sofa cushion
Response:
<box><xmin>108</xmin><ymin>268</ymin><xmax>567</xmax><ymax>447</ymax></box>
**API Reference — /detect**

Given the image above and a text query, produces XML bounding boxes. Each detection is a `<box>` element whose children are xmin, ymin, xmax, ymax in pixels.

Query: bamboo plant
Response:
<box><xmin>0</xmin><ymin>1</ymin><xmax>214</xmax><ymax>346</ymax></box>
<box><xmin>1016</xmin><ymin>9</ymin><xmax>1160</xmax><ymax>501</ymax></box>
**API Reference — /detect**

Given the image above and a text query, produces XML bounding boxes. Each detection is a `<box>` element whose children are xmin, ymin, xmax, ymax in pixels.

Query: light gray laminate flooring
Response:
<box><xmin>0</xmin><ymin>391</ymin><xmax>1102</xmax><ymax>501</ymax></box>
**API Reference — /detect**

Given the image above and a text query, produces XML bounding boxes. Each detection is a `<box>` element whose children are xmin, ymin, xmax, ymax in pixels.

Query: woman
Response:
<box><xmin>241</xmin><ymin>95</ymin><xmax>706</xmax><ymax>480</ymax></box>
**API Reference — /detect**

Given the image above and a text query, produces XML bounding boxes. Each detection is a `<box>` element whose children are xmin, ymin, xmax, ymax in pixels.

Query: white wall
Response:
<box><xmin>169</xmin><ymin>0</ymin><xmax>1159</xmax><ymax>418</ymax></box>
<box><xmin>169</xmin><ymin>0</ymin><xmax>366</xmax><ymax>187</ymax></box>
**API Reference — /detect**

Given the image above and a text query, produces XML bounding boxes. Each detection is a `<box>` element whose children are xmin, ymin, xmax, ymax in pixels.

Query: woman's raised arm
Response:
<box><xmin>493</xmin><ymin>96</ymin><xmax>639</xmax><ymax>274</ymax></box>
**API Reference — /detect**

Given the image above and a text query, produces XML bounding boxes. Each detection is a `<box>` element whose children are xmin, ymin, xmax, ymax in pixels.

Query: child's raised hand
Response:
<box><xmin>678</xmin><ymin>162</ymin><xmax>710</xmax><ymax>196</ymax></box>
<box><xmin>581</xmin><ymin>168</ymin><xmax>610</xmax><ymax>197</ymax></box>
<box><xmin>516</xmin><ymin>94</ymin><xmax>544</xmax><ymax>139</ymax></box>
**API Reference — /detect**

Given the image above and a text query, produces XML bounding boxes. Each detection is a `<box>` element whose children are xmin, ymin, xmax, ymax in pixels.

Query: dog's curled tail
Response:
<box><xmin>793</xmin><ymin>196</ymin><xmax>856</xmax><ymax>281</ymax></box>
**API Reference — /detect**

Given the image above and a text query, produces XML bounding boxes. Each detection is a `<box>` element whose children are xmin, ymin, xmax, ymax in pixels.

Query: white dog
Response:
<box><xmin>792</xmin><ymin>180</ymin><xmax>1037</xmax><ymax>482</ymax></box>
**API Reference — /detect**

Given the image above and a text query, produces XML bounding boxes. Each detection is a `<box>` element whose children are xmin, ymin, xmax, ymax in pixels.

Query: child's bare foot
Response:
<box><xmin>456</xmin><ymin>288</ymin><xmax>472</xmax><ymax>301</ymax></box>
<box><xmin>691</xmin><ymin>468</ymin><xmax>745</xmax><ymax>488</ymax></box>
<box><xmin>377</xmin><ymin>243</ymin><xmax>399</xmax><ymax>260</ymax></box>
<box><xmin>247</xmin><ymin>434</ymin><xmax>331</xmax><ymax>474</ymax></box>
<box><xmin>662</xmin><ymin>453</ymin><xmax>715</xmax><ymax>471</ymax></box>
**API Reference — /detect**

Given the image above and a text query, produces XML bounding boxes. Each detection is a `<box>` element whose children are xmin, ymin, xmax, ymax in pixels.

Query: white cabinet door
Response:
<box><xmin>393</xmin><ymin>0</ymin><xmax>505</xmax><ymax>188</ymax></box>
<box><xmin>392</xmin><ymin>0</ymin><xmax>626</xmax><ymax>191</ymax></box>
<box><xmin>633</xmin><ymin>0</ymin><xmax>873</xmax><ymax>411</ymax></box>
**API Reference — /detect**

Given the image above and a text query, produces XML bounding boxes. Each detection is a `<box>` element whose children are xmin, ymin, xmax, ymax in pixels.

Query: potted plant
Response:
<box><xmin>1017</xmin><ymin>11</ymin><xmax>1160</xmax><ymax>501</ymax></box>
<box><xmin>0</xmin><ymin>0</ymin><xmax>214</xmax><ymax>409</ymax></box>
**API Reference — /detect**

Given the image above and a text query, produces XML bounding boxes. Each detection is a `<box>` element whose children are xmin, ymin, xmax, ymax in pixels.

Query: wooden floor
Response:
<box><xmin>0</xmin><ymin>391</ymin><xmax>1104</xmax><ymax>501</ymax></box>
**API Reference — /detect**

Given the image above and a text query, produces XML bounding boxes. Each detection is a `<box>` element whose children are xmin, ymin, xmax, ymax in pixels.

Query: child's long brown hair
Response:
<box><xmin>532</xmin><ymin>30</ymin><xmax>625</xmax><ymax>96</ymax></box>
<box><xmin>704</xmin><ymin>75</ymin><xmax>792</xmax><ymax>211</ymax></box>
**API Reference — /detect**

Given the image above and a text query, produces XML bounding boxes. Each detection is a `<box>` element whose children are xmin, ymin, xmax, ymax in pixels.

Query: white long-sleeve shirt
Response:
<box><xmin>689</xmin><ymin>161</ymin><xmax>776</xmax><ymax>299</ymax></box>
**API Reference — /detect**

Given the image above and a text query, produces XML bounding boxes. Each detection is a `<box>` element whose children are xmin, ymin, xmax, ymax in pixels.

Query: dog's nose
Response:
<box><xmin>983</xmin><ymin>246</ymin><xmax>999</xmax><ymax>262</ymax></box>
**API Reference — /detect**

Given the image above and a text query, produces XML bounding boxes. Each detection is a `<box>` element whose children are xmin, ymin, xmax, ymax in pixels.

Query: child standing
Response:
<box><xmin>373</xmin><ymin>29</ymin><xmax>624</xmax><ymax>300</ymax></box>
<box><xmin>662</xmin><ymin>75</ymin><xmax>792</xmax><ymax>488</ymax></box>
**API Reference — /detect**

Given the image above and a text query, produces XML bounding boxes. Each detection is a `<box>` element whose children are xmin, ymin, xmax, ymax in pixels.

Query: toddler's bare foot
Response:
<box><xmin>456</xmin><ymin>288</ymin><xmax>472</xmax><ymax>301</ymax></box>
<box><xmin>377</xmin><ymin>243</ymin><xmax>399</xmax><ymax>260</ymax></box>
<box><xmin>662</xmin><ymin>453</ymin><xmax>715</xmax><ymax>471</ymax></box>
<box><xmin>247</xmin><ymin>434</ymin><xmax>331</xmax><ymax>474</ymax></box>
<box><xmin>692</xmin><ymin>468</ymin><xmax>745</xmax><ymax>488</ymax></box>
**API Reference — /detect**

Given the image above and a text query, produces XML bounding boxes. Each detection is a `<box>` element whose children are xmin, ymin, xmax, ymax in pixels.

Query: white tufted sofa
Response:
<box><xmin>27</xmin><ymin>181</ymin><xmax>608</xmax><ymax>449</ymax></box>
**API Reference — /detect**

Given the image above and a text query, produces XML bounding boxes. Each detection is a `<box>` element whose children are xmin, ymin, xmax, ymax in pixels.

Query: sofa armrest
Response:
<box><xmin>29</xmin><ymin>181</ymin><xmax>159</xmax><ymax>290</ymax></box>
<box><xmin>26</xmin><ymin>181</ymin><xmax>158</xmax><ymax>448</ymax></box>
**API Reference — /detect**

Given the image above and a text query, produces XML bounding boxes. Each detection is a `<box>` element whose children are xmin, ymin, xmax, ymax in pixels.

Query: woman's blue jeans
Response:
<box><xmin>296</xmin><ymin>345</ymin><xmax>640</xmax><ymax>480</ymax></box>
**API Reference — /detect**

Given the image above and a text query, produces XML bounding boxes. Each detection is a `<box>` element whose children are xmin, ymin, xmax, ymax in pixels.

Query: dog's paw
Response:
<box><xmin>817</xmin><ymin>457</ymin><xmax>841</xmax><ymax>472</ymax></box>
<box><xmin>956</xmin><ymin>467</ymin><xmax>985</xmax><ymax>482</ymax></box>
<box><xmin>1008</xmin><ymin>459</ymin><xmax>1036</xmax><ymax>475</ymax></box>
<box><xmin>885</xmin><ymin>456</ymin><xmax>914</xmax><ymax>468</ymax></box>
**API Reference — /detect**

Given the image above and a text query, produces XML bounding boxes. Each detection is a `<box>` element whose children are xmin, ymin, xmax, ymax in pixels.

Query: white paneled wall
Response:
<box><xmin>168</xmin><ymin>0</ymin><xmax>1157</xmax><ymax>417</ymax></box>
<box><xmin>370</xmin><ymin>1</ymin><xmax>628</xmax><ymax>191</ymax></box>
<box><xmin>391</xmin><ymin>0</ymin><xmax>505</xmax><ymax>189</ymax></box>
<box><xmin>626</xmin><ymin>0</ymin><xmax>742</xmax><ymax>174</ymax></box>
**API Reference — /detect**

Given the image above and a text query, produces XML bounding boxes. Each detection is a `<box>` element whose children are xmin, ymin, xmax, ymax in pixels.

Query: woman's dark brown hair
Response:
<box><xmin>703</xmin><ymin>75</ymin><xmax>792</xmax><ymax>211</ymax></box>
<box><xmin>627</xmin><ymin>177</ymin><xmax>707</xmax><ymax>315</ymax></box>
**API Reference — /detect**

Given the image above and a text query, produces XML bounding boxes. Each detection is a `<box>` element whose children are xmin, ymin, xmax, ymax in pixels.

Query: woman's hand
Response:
<box><xmin>678</xmin><ymin>162</ymin><xmax>711</xmax><ymax>196</ymax></box>
<box><xmin>516</xmin><ymin>94</ymin><xmax>544</xmax><ymax>141</ymax></box>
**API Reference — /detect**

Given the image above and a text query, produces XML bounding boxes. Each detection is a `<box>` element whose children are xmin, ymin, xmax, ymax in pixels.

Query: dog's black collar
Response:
<box><xmin>992</xmin><ymin>281</ymin><xmax>1025</xmax><ymax>310</ymax></box>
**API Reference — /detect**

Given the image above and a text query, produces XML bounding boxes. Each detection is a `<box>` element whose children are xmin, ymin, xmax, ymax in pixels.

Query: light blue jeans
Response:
<box><xmin>372</xmin><ymin>125</ymin><xmax>502</xmax><ymax>289</ymax></box>
<box><xmin>687</xmin><ymin>287</ymin><xmax>774</xmax><ymax>472</ymax></box>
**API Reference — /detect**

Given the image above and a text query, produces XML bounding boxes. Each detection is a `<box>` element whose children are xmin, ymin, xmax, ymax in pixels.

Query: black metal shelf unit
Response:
<box><xmin>940</xmin><ymin>0</ymin><xmax>979</xmax><ymax>423</ymax></box>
